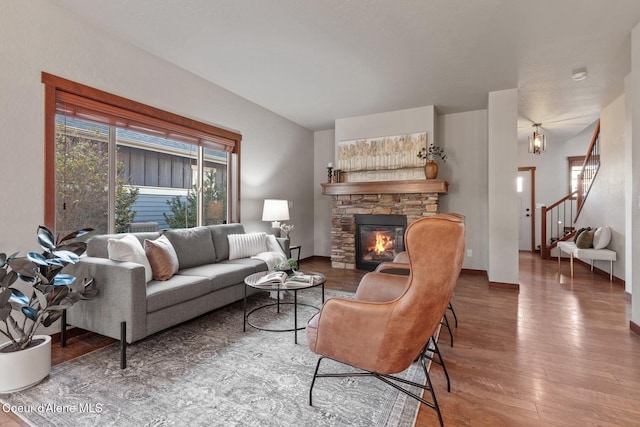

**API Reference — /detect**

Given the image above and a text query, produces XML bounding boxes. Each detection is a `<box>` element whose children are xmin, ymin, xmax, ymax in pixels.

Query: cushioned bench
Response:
<box><xmin>556</xmin><ymin>241</ymin><xmax>617</xmax><ymax>281</ymax></box>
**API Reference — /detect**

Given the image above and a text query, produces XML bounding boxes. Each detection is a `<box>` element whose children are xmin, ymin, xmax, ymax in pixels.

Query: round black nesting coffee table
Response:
<box><xmin>243</xmin><ymin>270</ymin><xmax>326</xmax><ymax>344</ymax></box>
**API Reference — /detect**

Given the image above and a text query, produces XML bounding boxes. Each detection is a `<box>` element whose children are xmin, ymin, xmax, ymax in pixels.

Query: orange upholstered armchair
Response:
<box><xmin>375</xmin><ymin>212</ymin><xmax>465</xmax><ymax>346</ymax></box>
<box><xmin>307</xmin><ymin>214</ymin><xmax>465</xmax><ymax>426</ymax></box>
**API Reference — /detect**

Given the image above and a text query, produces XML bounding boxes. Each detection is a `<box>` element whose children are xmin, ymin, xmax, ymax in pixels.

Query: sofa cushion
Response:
<box><xmin>222</xmin><ymin>258</ymin><xmax>270</xmax><ymax>273</ymax></box>
<box><xmin>87</xmin><ymin>232</ymin><xmax>161</xmax><ymax>258</ymax></box>
<box><xmin>146</xmin><ymin>274</ymin><xmax>212</xmax><ymax>313</ymax></box>
<box><xmin>593</xmin><ymin>226</ymin><xmax>612</xmax><ymax>249</ymax></box>
<box><xmin>107</xmin><ymin>233</ymin><xmax>153</xmax><ymax>283</ymax></box>
<box><xmin>209</xmin><ymin>224</ymin><xmax>246</xmax><ymax>262</ymax></box>
<box><xmin>164</xmin><ymin>226</ymin><xmax>216</xmax><ymax>269</ymax></box>
<box><xmin>228</xmin><ymin>233</ymin><xmax>268</xmax><ymax>260</ymax></box>
<box><xmin>145</xmin><ymin>235</ymin><xmax>180</xmax><ymax>281</ymax></box>
<box><xmin>177</xmin><ymin>262</ymin><xmax>260</xmax><ymax>291</ymax></box>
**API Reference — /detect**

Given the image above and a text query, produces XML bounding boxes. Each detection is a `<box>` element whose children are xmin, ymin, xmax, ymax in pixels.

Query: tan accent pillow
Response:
<box><xmin>576</xmin><ymin>229</ymin><xmax>595</xmax><ymax>249</ymax></box>
<box><xmin>144</xmin><ymin>235</ymin><xmax>179</xmax><ymax>281</ymax></box>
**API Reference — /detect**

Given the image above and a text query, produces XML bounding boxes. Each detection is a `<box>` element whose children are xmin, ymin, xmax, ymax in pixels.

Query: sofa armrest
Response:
<box><xmin>64</xmin><ymin>257</ymin><xmax>148</xmax><ymax>343</ymax></box>
<box><xmin>277</xmin><ymin>237</ymin><xmax>291</xmax><ymax>258</ymax></box>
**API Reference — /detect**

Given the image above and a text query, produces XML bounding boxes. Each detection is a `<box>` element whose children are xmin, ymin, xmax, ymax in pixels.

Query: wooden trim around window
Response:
<box><xmin>42</xmin><ymin>72</ymin><xmax>242</xmax><ymax>229</ymax></box>
<box><xmin>43</xmin><ymin>82</ymin><xmax>57</xmax><ymax>229</ymax></box>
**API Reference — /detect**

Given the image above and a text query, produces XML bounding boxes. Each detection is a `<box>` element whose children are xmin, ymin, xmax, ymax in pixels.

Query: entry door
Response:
<box><xmin>518</xmin><ymin>170</ymin><xmax>533</xmax><ymax>251</ymax></box>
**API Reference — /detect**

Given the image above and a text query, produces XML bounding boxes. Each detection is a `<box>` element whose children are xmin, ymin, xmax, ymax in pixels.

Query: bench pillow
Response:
<box><xmin>228</xmin><ymin>232</ymin><xmax>268</xmax><ymax>260</ymax></box>
<box><xmin>576</xmin><ymin>229</ymin><xmax>595</xmax><ymax>249</ymax></box>
<box><xmin>164</xmin><ymin>226</ymin><xmax>216</xmax><ymax>269</ymax></box>
<box><xmin>107</xmin><ymin>234</ymin><xmax>153</xmax><ymax>283</ymax></box>
<box><xmin>145</xmin><ymin>235</ymin><xmax>179</xmax><ymax>281</ymax></box>
<box><xmin>573</xmin><ymin>227</ymin><xmax>591</xmax><ymax>243</ymax></box>
<box><xmin>593</xmin><ymin>226</ymin><xmax>612</xmax><ymax>249</ymax></box>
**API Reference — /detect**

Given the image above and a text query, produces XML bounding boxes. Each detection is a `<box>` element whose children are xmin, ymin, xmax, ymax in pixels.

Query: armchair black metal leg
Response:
<box><xmin>428</xmin><ymin>336</ymin><xmax>451</xmax><ymax>393</ymax></box>
<box><xmin>120</xmin><ymin>321</ymin><xmax>127</xmax><ymax>370</ymax></box>
<box><xmin>420</xmin><ymin>356</ymin><xmax>444</xmax><ymax>427</ymax></box>
<box><xmin>309</xmin><ymin>357</ymin><xmax>325</xmax><ymax>406</ymax></box>
<box><xmin>442</xmin><ymin>313</ymin><xmax>454</xmax><ymax>347</ymax></box>
<box><xmin>448</xmin><ymin>302</ymin><xmax>458</xmax><ymax>328</ymax></box>
<box><xmin>309</xmin><ymin>355</ymin><xmax>444</xmax><ymax>427</ymax></box>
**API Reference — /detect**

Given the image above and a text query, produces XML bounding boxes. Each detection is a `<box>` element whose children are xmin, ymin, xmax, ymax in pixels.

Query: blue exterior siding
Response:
<box><xmin>131</xmin><ymin>193</ymin><xmax>187</xmax><ymax>230</ymax></box>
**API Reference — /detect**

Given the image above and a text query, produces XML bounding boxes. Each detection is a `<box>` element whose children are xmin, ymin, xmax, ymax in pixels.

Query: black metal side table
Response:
<box><xmin>243</xmin><ymin>270</ymin><xmax>325</xmax><ymax>344</ymax></box>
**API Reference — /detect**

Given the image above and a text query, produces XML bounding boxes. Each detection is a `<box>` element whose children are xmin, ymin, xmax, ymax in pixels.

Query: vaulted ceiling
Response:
<box><xmin>48</xmin><ymin>0</ymin><xmax>640</xmax><ymax>145</ymax></box>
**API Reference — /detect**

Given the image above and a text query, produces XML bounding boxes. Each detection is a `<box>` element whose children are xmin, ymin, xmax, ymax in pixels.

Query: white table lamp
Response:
<box><xmin>262</xmin><ymin>199</ymin><xmax>290</xmax><ymax>233</ymax></box>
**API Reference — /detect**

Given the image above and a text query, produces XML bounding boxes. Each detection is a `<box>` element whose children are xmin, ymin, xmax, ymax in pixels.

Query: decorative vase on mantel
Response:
<box><xmin>424</xmin><ymin>160</ymin><xmax>438</xmax><ymax>179</ymax></box>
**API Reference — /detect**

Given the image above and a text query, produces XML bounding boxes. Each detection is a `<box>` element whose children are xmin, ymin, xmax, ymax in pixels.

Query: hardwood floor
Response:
<box><xmin>2</xmin><ymin>253</ymin><xmax>638</xmax><ymax>426</ymax></box>
<box><xmin>415</xmin><ymin>252</ymin><xmax>640</xmax><ymax>427</ymax></box>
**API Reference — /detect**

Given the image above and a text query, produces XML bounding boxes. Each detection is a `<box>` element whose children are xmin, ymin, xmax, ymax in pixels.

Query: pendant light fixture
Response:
<box><xmin>528</xmin><ymin>123</ymin><xmax>546</xmax><ymax>155</ymax></box>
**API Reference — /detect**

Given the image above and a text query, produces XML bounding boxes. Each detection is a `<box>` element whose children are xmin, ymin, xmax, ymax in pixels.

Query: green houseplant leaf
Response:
<box><xmin>0</xmin><ymin>225</ymin><xmax>96</xmax><ymax>351</ymax></box>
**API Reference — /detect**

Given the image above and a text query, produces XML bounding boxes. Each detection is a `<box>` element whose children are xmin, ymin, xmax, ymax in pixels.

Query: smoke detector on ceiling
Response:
<box><xmin>571</xmin><ymin>68</ymin><xmax>588</xmax><ymax>81</ymax></box>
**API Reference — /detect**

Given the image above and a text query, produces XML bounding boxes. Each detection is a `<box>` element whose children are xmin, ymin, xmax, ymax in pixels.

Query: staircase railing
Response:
<box><xmin>576</xmin><ymin>120</ymin><xmax>601</xmax><ymax>219</ymax></box>
<box><xmin>539</xmin><ymin>120</ymin><xmax>600</xmax><ymax>259</ymax></box>
<box><xmin>540</xmin><ymin>191</ymin><xmax>578</xmax><ymax>259</ymax></box>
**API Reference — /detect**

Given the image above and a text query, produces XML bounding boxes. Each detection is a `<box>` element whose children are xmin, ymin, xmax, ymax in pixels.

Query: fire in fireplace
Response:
<box><xmin>355</xmin><ymin>214</ymin><xmax>407</xmax><ymax>271</ymax></box>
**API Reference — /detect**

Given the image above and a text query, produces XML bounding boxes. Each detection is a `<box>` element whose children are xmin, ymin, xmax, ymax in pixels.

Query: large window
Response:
<box><xmin>43</xmin><ymin>73</ymin><xmax>241</xmax><ymax>236</ymax></box>
<box><xmin>568</xmin><ymin>156</ymin><xmax>584</xmax><ymax>195</ymax></box>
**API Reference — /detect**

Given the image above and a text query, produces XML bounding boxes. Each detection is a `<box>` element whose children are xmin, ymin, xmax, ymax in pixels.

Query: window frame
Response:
<box><xmin>42</xmin><ymin>72</ymin><xmax>242</xmax><ymax>231</ymax></box>
<box><xmin>568</xmin><ymin>155</ymin><xmax>585</xmax><ymax>197</ymax></box>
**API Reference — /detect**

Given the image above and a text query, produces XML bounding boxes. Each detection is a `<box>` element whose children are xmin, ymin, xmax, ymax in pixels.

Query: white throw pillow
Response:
<box><xmin>593</xmin><ymin>226</ymin><xmax>612</xmax><ymax>249</ymax></box>
<box><xmin>266</xmin><ymin>234</ymin><xmax>286</xmax><ymax>257</ymax></box>
<box><xmin>108</xmin><ymin>234</ymin><xmax>153</xmax><ymax>283</ymax></box>
<box><xmin>227</xmin><ymin>233</ymin><xmax>268</xmax><ymax>260</ymax></box>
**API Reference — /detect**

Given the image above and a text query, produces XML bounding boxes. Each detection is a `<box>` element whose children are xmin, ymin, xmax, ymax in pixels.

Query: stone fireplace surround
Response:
<box><xmin>321</xmin><ymin>179</ymin><xmax>448</xmax><ymax>269</ymax></box>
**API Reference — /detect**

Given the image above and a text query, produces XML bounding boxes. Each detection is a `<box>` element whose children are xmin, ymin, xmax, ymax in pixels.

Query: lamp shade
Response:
<box><xmin>262</xmin><ymin>199</ymin><xmax>290</xmax><ymax>222</ymax></box>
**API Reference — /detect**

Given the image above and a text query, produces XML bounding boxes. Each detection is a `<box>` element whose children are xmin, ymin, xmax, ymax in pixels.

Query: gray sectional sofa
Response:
<box><xmin>64</xmin><ymin>223</ymin><xmax>289</xmax><ymax>367</ymax></box>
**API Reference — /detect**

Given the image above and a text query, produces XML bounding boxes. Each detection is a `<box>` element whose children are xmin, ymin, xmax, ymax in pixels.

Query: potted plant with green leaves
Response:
<box><xmin>417</xmin><ymin>144</ymin><xmax>447</xmax><ymax>179</ymax></box>
<box><xmin>0</xmin><ymin>226</ymin><xmax>96</xmax><ymax>393</ymax></box>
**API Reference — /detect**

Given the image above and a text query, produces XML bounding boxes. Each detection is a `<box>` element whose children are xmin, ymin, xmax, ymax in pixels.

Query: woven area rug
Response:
<box><xmin>1</xmin><ymin>289</ymin><xmax>425</xmax><ymax>427</ymax></box>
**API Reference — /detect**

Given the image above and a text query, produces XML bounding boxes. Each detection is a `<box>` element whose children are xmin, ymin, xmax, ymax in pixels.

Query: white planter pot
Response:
<box><xmin>0</xmin><ymin>335</ymin><xmax>51</xmax><ymax>393</ymax></box>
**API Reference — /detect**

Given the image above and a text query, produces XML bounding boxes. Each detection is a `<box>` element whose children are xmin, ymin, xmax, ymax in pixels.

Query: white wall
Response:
<box><xmin>488</xmin><ymin>89</ymin><xmax>519</xmax><ymax>285</ymax></box>
<box><xmin>575</xmin><ymin>96</ymin><xmax>626</xmax><ymax>282</ymax></box>
<box><xmin>0</xmin><ymin>1</ymin><xmax>313</xmax><ymax>336</ymax></box>
<box><xmin>314</xmin><ymin>129</ymin><xmax>335</xmax><ymax>257</ymax></box>
<box><xmin>437</xmin><ymin>110</ymin><xmax>489</xmax><ymax>271</ymax></box>
<box><xmin>630</xmin><ymin>22</ymin><xmax>640</xmax><ymax>324</ymax></box>
<box><xmin>625</xmin><ymin>74</ymin><xmax>633</xmax><ymax>294</ymax></box>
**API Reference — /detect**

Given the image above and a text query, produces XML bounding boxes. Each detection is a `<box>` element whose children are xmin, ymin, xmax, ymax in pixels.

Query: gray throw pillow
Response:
<box><xmin>576</xmin><ymin>229</ymin><xmax>595</xmax><ymax>249</ymax></box>
<box><xmin>573</xmin><ymin>227</ymin><xmax>590</xmax><ymax>243</ymax></box>
<box><xmin>164</xmin><ymin>226</ymin><xmax>216</xmax><ymax>269</ymax></box>
<box><xmin>208</xmin><ymin>224</ymin><xmax>246</xmax><ymax>262</ymax></box>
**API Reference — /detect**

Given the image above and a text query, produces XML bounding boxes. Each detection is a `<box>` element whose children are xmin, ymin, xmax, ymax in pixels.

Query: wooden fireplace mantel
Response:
<box><xmin>321</xmin><ymin>179</ymin><xmax>448</xmax><ymax>196</ymax></box>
